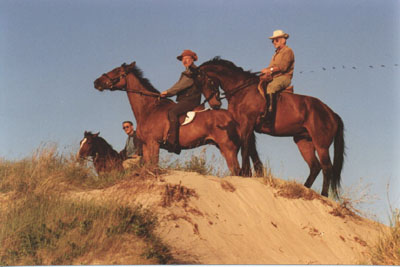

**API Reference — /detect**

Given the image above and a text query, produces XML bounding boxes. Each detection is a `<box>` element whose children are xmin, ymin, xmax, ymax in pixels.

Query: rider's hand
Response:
<box><xmin>160</xmin><ymin>91</ymin><xmax>168</xmax><ymax>98</ymax></box>
<box><xmin>261</xmin><ymin>68</ymin><xmax>272</xmax><ymax>76</ymax></box>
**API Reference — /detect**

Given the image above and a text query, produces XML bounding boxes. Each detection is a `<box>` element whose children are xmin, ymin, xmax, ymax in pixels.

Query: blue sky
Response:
<box><xmin>1</xmin><ymin>0</ymin><xmax>399</xmax><ymax>224</ymax></box>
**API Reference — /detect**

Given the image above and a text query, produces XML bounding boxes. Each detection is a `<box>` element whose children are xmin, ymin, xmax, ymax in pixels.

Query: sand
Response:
<box><xmin>69</xmin><ymin>170</ymin><xmax>387</xmax><ymax>264</ymax></box>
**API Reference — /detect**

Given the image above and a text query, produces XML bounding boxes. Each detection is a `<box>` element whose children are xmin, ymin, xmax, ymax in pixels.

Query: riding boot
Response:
<box><xmin>167</xmin><ymin>120</ymin><xmax>181</xmax><ymax>155</ymax></box>
<box><xmin>260</xmin><ymin>90</ymin><xmax>270</xmax><ymax>119</ymax></box>
<box><xmin>264</xmin><ymin>93</ymin><xmax>275</xmax><ymax>126</ymax></box>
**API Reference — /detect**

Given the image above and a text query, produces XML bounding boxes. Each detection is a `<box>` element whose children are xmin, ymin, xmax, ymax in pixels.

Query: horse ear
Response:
<box><xmin>84</xmin><ymin>131</ymin><xmax>88</xmax><ymax>136</ymax></box>
<box><xmin>126</xmin><ymin>61</ymin><xmax>136</xmax><ymax>71</ymax></box>
<box><xmin>94</xmin><ymin>132</ymin><xmax>100</xmax><ymax>137</ymax></box>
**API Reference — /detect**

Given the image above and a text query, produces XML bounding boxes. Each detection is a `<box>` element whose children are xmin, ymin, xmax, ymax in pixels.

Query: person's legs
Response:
<box><xmin>167</xmin><ymin>101</ymin><xmax>197</xmax><ymax>154</ymax></box>
<box><xmin>264</xmin><ymin>76</ymin><xmax>291</xmax><ymax>125</ymax></box>
<box><xmin>122</xmin><ymin>156</ymin><xmax>141</xmax><ymax>170</ymax></box>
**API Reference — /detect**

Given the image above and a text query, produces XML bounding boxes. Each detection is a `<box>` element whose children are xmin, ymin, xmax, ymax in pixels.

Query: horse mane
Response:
<box><xmin>200</xmin><ymin>56</ymin><xmax>258</xmax><ymax>79</ymax></box>
<box><xmin>131</xmin><ymin>64</ymin><xmax>160</xmax><ymax>94</ymax></box>
<box><xmin>86</xmin><ymin>131</ymin><xmax>118</xmax><ymax>155</ymax></box>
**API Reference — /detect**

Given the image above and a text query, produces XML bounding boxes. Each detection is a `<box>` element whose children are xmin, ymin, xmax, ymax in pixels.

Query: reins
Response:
<box><xmin>220</xmin><ymin>78</ymin><xmax>259</xmax><ymax>100</ymax></box>
<box><xmin>198</xmin><ymin>68</ymin><xmax>261</xmax><ymax>101</ymax></box>
<box><xmin>102</xmin><ymin>67</ymin><xmax>220</xmax><ymax>106</ymax></box>
<box><xmin>106</xmin><ymin>87</ymin><xmax>161</xmax><ymax>98</ymax></box>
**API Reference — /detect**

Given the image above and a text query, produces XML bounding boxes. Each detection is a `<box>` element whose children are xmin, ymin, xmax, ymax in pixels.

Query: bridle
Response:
<box><xmin>101</xmin><ymin>72</ymin><xmax>126</xmax><ymax>90</ymax></box>
<box><xmin>78</xmin><ymin>138</ymin><xmax>97</xmax><ymax>163</ymax></box>
<box><xmin>100</xmin><ymin>64</ymin><xmax>160</xmax><ymax>98</ymax></box>
<box><xmin>194</xmin><ymin>69</ymin><xmax>222</xmax><ymax>105</ymax></box>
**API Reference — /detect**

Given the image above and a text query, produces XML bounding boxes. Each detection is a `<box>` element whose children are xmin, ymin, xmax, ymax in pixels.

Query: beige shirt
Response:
<box><xmin>268</xmin><ymin>45</ymin><xmax>295</xmax><ymax>79</ymax></box>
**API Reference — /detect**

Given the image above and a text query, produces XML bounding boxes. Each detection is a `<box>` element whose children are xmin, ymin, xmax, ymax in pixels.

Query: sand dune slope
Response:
<box><xmin>71</xmin><ymin>171</ymin><xmax>386</xmax><ymax>264</ymax></box>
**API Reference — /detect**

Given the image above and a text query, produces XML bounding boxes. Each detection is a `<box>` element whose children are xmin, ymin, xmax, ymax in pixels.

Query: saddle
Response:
<box><xmin>257</xmin><ymin>76</ymin><xmax>294</xmax><ymax>130</ymax></box>
<box><xmin>180</xmin><ymin>105</ymin><xmax>210</xmax><ymax>126</ymax></box>
<box><xmin>162</xmin><ymin>104</ymin><xmax>210</xmax><ymax>153</ymax></box>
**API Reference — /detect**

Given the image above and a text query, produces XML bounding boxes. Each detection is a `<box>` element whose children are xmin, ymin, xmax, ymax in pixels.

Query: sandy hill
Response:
<box><xmin>69</xmin><ymin>170</ymin><xmax>386</xmax><ymax>265</ymax></box>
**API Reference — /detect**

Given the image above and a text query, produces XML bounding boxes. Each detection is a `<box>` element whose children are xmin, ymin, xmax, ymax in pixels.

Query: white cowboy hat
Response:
<box><xmin>269</xmin><ymin>29</ymin><xmax>289</xmax><ymax>39</ymax></box>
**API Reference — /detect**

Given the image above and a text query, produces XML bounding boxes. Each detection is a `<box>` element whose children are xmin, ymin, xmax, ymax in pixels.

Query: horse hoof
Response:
<box><xmin>239</xmin><ymin>170</ymin><xmax>252</xmax><ymax>177</ymax></box>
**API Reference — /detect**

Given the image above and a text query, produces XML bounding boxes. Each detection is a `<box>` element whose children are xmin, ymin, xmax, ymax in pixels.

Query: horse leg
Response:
<box><xmin>142</xmin><ymin>140</ymin><xmax>160</xmax><ymax>169</ymax></box>
<box><xmin>249</xmin><ymin>132</ymin><xmax>264</xmax><ymax>177</ymax></box>
<box><xmin>210</xmin><ymin>121</ymin><xmax>241</xmax><ymax>176</ymax></box>
<box><xmin>219</xmin><ymin>144</ymin><xmax>241</xmax><ymax>176</ymax></box>
<box><xmin>294</xmin><ymin>137</ymin><xmax>321</xmax><ymax>189</ymax></box>
<box><xmin>315</xmin><ymin>147</ymin><xmax>334</xmax><ymax>197</ymax></box>
<box><xmin>239</xmin><ymin>131</ymin><xmax>252</xmax><ymax>177</ymax></box>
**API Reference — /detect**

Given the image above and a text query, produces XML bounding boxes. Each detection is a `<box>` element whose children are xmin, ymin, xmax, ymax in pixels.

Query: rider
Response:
<box><xmin>259</xmin><ymin>29</ymin><xmax>295</xmax><ymax>124</ymax></box>
<box><xmin>160</xmin><ymin>49</ymin><xmax>202</xmax><ymax>154</ymax></box>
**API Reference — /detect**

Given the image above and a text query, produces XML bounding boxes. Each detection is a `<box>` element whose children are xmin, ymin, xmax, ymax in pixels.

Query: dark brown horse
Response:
<box><xmin>197</xmin><ymin>57</ymin><xmax>345</xmax><ymax>197</ymax></box>
<box><xmin>78</xmin><ymin>131</ymin><xmax>123</xmax><ymax>173</ymax></box>
<box><xmin>93</xmin><ymin>62</ymin><xmax>241</xmax><ymax>175</ymax></box>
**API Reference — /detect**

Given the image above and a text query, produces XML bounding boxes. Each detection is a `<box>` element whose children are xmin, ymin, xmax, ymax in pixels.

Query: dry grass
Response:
<box><xmin>367</xmin><ymin>205</ymin><xmax>400</xmax><ymax>265</ymax></box>
<box><xmin>260</xmin><ymin>163</ymin><xmax>320</xmax><ymax>201</ymax></box>
<box><xmin>0</xmin><ymin>145</ymin><xmax>175</xmax><ymax>265</ymax></box>
<box><xmin>160</xmin><ymin>148</ymin><xmax>230</xmax><ymax>177</ymax></box>
<box><xmin>161</xmin><ymin>182</ymin><xmax>198</xmax><ymax>208</ymax></box>
<box><xmin>275</xmin><ymin>180</ymin><xmax>321</xmax><ymax>201</ymax></box>
<box><xmin>329</xmin><ymin>201</ymin><xmax>359</xmax><ymax>219</ymax></box>
<box><xmin>338</xmin><ymin>178</ymin><xmax>379</xmax><ymax>220</ymax></box>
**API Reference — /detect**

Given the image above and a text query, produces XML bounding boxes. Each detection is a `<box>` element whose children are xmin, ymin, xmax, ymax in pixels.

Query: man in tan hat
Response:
<box><xmin>160</xmin><ymin>49</ymin><xmax>201</xmax><ymax>154</ymax></box>
<box><xmin>259</xmin><ymin>29</ymin><xmax>295</xmax><ymax>125</ymax></box>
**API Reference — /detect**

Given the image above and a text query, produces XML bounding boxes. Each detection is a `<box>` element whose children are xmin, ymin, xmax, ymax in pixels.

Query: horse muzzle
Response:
<box><xmin>94</xmin><ymin>80</ymin><xmax>106</xmax><ymax>91</ymax></box>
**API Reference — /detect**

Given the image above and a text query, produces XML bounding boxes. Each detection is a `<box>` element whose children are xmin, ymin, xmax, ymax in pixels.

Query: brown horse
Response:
<box><xmin>197</xmin><ymin>57</ymin><xmax>345</xmax><ymax>197</ymax></box>
<box><xmin>78</xmin><ymin>131</ymin><xmax>123</xmax><ymax>173</ymax></box>
<box><xmin>93</xmin><ymin>62</ymin><xmax>241</xmax><ymax>175</ymax></box>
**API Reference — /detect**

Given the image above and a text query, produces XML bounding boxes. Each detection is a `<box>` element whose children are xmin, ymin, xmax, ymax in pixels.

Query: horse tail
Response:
<box><xmin>332</xmin><ymin>114</ymin><xmax>345</xmax><ymax>197</ymax></box>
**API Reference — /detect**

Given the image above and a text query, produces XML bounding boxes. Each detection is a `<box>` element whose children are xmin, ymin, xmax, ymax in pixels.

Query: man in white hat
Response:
<box><xmin>259</xmin><ymin>29</ymin><xmax>295</xmax><ymax>125</ymax></box>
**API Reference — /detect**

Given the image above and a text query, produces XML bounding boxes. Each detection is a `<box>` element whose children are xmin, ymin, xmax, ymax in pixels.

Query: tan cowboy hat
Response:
<box><xmin>177</xmin><ymin>49</ymin><xmax>198</xmax><ymax>61</ymax></box>
<box><xmin>269</xmin><ymin>29</ymin><xmax>289</xmax><ymax>39</ymax></box>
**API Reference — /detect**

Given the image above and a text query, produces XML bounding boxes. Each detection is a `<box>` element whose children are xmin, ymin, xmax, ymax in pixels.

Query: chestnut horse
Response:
<box><xmin>93</xmin><ymin>62</ymin><xmax>241</xmax><ymax>175</ymax></box>
<box><xmin>197</xmin><ymin>57</ymin><xmax>345</xmax><ymax>197</ymax></box>
<box><xmin>78</xmin><ymin>131</ymin><xmax>123</xmax><ymax>173</ymax></box>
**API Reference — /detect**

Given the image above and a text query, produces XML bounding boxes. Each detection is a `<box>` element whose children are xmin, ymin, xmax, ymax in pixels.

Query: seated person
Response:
<box><xmin>120</xmin><ymin>121</ymin><xmax>143</xmax><ymax>169</ymax></box>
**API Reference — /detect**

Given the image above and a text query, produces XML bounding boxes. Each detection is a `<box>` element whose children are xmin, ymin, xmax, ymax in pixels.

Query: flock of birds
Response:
<box><xmin>298</xmin><ymin>63</ymin><xmax>398</xmax><ymax>74</ymax></box>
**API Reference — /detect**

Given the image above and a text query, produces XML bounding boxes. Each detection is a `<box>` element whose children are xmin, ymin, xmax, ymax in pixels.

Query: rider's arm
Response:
<box><xmin>273</xmin><ymin>48</ymin><xmax>294</xmax><ymax>74</ymax></box>
<box><xmin>162</xmin><ymin>74</ymin><xmax>194</xmax><ymax>96</ymax></box>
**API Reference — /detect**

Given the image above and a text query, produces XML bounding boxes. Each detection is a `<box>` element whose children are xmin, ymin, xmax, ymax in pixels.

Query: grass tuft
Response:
<box><xmin>161</xmin><ymin>148</ymin><xmax>215</xmax><ymax>176</ymax></box>
<box><xmin>368</xmin><ymin>209</ymin><xmax>400</xmax><ymax>265</ymax></box>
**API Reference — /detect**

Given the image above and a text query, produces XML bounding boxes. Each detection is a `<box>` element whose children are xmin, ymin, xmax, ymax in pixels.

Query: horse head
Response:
<box><xmin>194</xmin><ymin>69</ymin><xmax>222</xmax><ymax>110</ymax></box>
<box><xmin>77</xmin><ymin>131</ymin><xmax>100</xmax><ymax>160</ymax></box>
<box><xmin>94</xmin><ymin>62</ymin><xmax>136</xmax><ymax>91</ymax></box>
